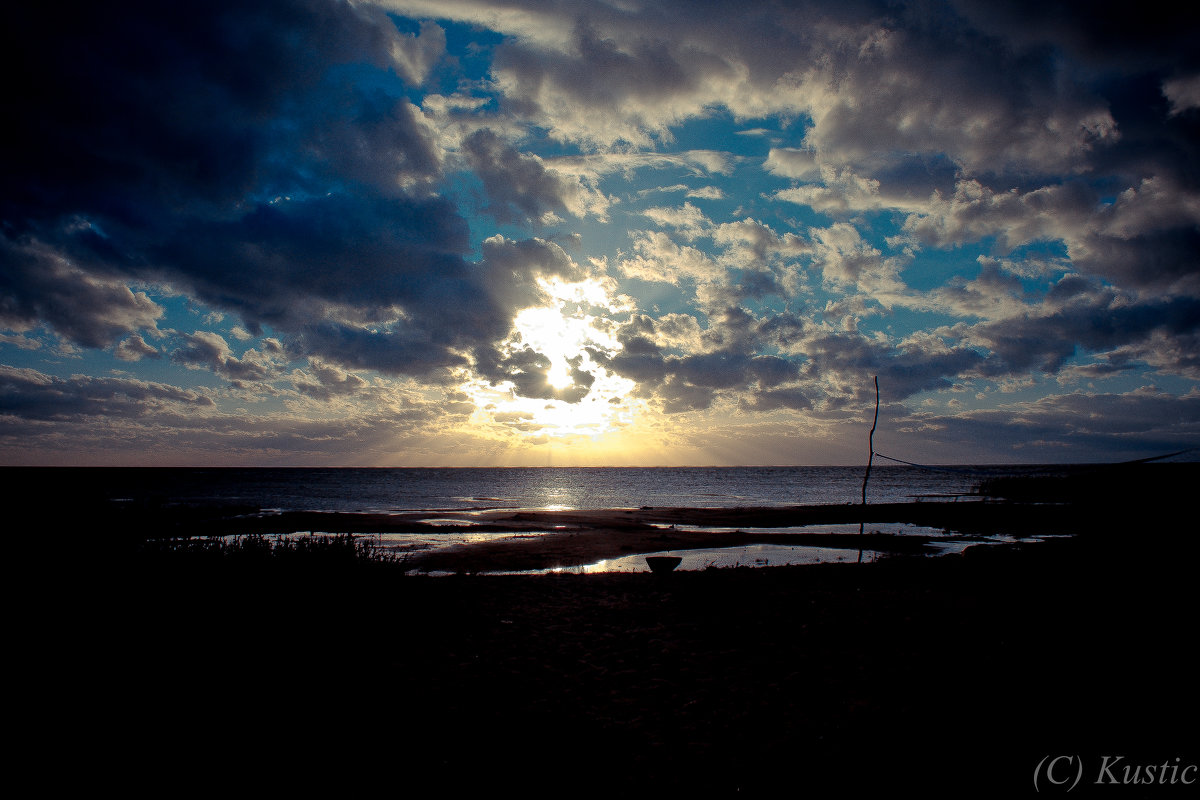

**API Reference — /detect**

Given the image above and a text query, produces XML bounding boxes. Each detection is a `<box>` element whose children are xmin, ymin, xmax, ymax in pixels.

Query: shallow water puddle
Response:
<box><xmin>650</xmin><ymin>521</ymin><xmax>951</xmax><ymax>537</ymax></box>
<box><xmin>494</xmin><ymin>544</ymin><xmax>887</xmax><ymax>575</ymax></box>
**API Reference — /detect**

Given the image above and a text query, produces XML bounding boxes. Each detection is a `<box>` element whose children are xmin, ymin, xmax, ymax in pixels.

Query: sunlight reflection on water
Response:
<box><xmin>532</xmin><ymin>545</ymin><xmax>885</xmax><ymax>574</ymax></box>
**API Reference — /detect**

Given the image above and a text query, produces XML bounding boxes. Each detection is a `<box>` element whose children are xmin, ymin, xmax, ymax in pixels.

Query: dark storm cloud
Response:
<box><xmin>948</xmin><ymin>0</ymin><xmax>1200</xmax><ymax>71</ymax></box>
<box><xmin>2</xmin><ymin>1</ymin><xmax>421</xmax><ymax>225</ymax></box>
<box><xmin>155</xmin><ymin>193</ymin><xmax>471</xmax><ymax>332</ymax></box>
<box><xmin>3</xmin><ymin>1</ymin><xmax>441</xmax><ymax>340</ymax></box>
<box><xmin>658</xmin><ymin>377</ymin><xmax>716</xmax><ymax>414</ymax></box>
<box><xmin>0</xmin><ymin>242</ymin><xmax>163</xmax><ymax>349</ymax></box>
<box><xmin>972</xmin><ymin>292</ymin><xmax>1200</xmax><ymax>375</ymax></box>
<box><xmin>1072</xmin><ymin>227</ymin><xmax>1200</xmax><ymax>295</ymax></box>
<box><xmin>0</xmin><ymin>0</ymin><xmax>578</xmax><ymax>390</ymax></box>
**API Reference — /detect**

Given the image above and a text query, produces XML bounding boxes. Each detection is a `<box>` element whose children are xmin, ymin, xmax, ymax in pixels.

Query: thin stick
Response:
<box><xmin>858</xmin><ymin>376</ymin><xmax>879</xmax><ymax>551</ymax></box>
<box><xmin>861</xmin><ymin>375</ymin><xmax>879</xmax><ymax>507</ymax></box>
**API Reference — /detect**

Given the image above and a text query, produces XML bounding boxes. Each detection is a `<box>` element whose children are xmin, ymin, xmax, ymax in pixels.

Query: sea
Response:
<box><xmin>20</xmin><ymin>464</ymin><xmax>1040</xmax><ymax>514</ymax></box>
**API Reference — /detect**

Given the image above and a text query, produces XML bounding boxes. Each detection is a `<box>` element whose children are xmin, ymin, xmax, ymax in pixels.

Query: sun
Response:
<box><xmin>512</xmin><ymin>305</ymin><xmax>589</xmax><ymax>389</ymax></box>
<box><xmin>459</xmin><ymin>277</ymin><xmax>641</xmax><ymax>444</ymax></box>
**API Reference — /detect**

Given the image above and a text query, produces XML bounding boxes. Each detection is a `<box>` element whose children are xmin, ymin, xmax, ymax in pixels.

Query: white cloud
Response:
<box><xmin>810</xmin><ymin>223</ymin><xmax>906</xmax><ymax>297</ymax></box>
<box><xmin>764</xmin><ymin>148</ymin><xmax>820</xmax><ymax>180</ymax></box>
<box><xmin>641</xmin><ymin>202</ymin><xmax>711</xmax><ymax>237</ymax></box>
<box><xmin>618</xmin><ymin>231</ymin><xmax>724</xmax><ymax>285</ymax></box>
<box><xmin>686</xmin><ymin>186</ymin><xmax>725</xmax><ymax>200</ymax></box>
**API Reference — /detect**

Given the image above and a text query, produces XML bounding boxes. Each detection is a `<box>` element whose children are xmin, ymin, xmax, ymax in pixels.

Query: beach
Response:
<box><xmin>27</xmin><ymin>470</ymin><xmax>1197</xmax><ymax>795</ymax></box>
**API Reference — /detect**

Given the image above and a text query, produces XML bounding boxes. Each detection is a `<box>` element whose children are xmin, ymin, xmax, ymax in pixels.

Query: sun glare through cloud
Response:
<box><xmin>460</xmin><ymin>276</ymin><xmax>640</xmax><ymax>446</ymax></box>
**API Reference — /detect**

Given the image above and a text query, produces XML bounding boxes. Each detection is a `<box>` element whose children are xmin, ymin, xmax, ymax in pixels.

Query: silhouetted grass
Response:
<box><xmin>132</xmin><ymin>532</ymin><xmax>405</xmax><ymax>570</ymax></box>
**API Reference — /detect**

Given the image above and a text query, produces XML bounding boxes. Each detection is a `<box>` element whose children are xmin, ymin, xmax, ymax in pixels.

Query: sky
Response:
<box><xmin>2</xmin><ymin>0</ymin><xmax>1199</xmax><ymax>467</ymax></box>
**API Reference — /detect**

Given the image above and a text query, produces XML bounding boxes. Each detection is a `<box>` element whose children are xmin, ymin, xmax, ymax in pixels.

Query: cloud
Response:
<box><xmin>290</xmin><ymin>359</ymin><xmax>370</xmax><ymax>401</ymax></box>
<box><xmin>926</xmin><ymin>259</ymin><xmax>1029</xmax><ymax>320</ymax></box>
<box><xmin>587</xmin><ymin>310</ymin><xmax>806</xmax><ymax>413</ymax></box>
<box><xmin>548</xmin><ymin>150</ymin><xmax>738</xmax><ymax>186</ymax></box>
<box><xmin>947</xmin><ymin>1</ymin><xmax>1200</xmax><ymax>71</ymax></box>
<box><xmin>1163</xmin><ymin>74</ymin><xmax>1200</xmax><ymax>116</ymax></box>
<box><xmin>1</xmin><ymin>0</ymin><xmax>514</xmax><ymax>384</ymax></box>
<box><xmin>641</xmin><ymin>202</ymin><xmax>711</xmax><ymax>237</ymax></box>
<box><xmin>0</xmin><ymin>364</ymin><xmax>214</xmax><ymax>420</ymax></box>
<box><xmin>4</xmin><ymin>0</ymin><xmax>1199</xmax><ymax>464</ymax></box>
<box><xmin>474</xmin><ymin>345</ymin><xmax>595</xmax><ymax>403</ymax></box>
<box><xmin>896</xmin><ymin>175</ymin><xmax>1200</xmax><ymax>298</ymax></box>
<box><xmin>460</xmin><ymin>127</ymin><xmax>608</xmax><ymax>222</ymax></box>
<box><xmin>617</xmin><ymin>215</ymin><xmax>811</xmax><ymax>311</ymax></box>
<box><xmin>114</xmin><ymin>334</ymin><xmax>161</xmax><ymax>362</ymax></box>
<box><xmin>390</xmin><ymin>19</ymin><xmax>448</xmax><ymax>85</ymax></box>
<box><xmin>284</xmin><ymin>234</ymin><xmax>589</xmax><ymax>388</ymax></box>
<box><xmin>772</xmin><ymin>167</ymin><xmax>887</xmax><ymax>215</ymax></box>
<box><xmin>171</xmin><ymin>331</ymin><xmax>286</xmax><ymax>383</ymax></box>
<box><xmin>386</xmin><ymin>0</ymin><xmax>1125</xmax><ymax>176</ymax></box>
<box><xmin>890</xmin><ymin>385</ymin><xmax>1200</xmax><ymax>461</ymax></box>
<box><xmin>0</xmin><ymin>334</ymin><xmax>41</xmax><ymax>351</ymax></box>
<box><xmin>618</xmin><ymin>231</ymin><xmax>723</xmax><ymax>284</ymax></box>
<box><xmin>764</xmin><ymin>148</ymin><xmax>821</xmax><ymax>181</ymax></box>
<box><xmin>711</xmin><ymin>219</ymin><xmax>810</xmax><ymax>265</ymax></box>
<box><xmin>793</xmin><ymin>328</ymin><xmax>986</xmax><ymax>406</ymax></box>
<box><xmin>740</xmin><ymin>387</ymin><xmax>813</xmax><ymax>412</ymax></box>
<box><xmin>967</xmin><ymin>291</ymin><xmax>1200</xmax><ymax>375</ymax></box>
<box><xmin>0</xmin><ymin>361</ymin><xmax>480</xmax><ymax>465</ymax></box>
<box><xmin>686</xmin><ymin>186</ymin><xmax>725</xmax><ymax>200</ymax></box>
<box><xmin>0</xmin><ymin>240</ymin><xmax>164</xmax><ymax>348</ymax></box>
<box><xmin>810</xmin><ymin>224</ymin><xmax>906</xmax><ymax>297</ymax></box>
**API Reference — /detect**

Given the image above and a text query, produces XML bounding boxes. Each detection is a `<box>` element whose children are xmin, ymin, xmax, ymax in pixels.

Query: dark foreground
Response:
<box><xmin>16</xmin><ymin>466</ymin><xmax>1200</xmax><ymax>795</ymax></box>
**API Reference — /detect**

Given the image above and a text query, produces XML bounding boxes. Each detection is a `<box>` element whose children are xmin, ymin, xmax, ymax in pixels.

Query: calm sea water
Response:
<box><xmin>18</xmin><ymin>464</ymin><xmax>1043</xmax><ymax>513</ymax></box>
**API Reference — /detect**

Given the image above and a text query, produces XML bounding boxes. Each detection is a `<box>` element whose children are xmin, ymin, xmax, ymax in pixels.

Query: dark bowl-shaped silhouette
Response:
<box><xmin>646</xmin><ymin>555</ymin><xmax>683</xmax><ymax>574</ymax></box>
